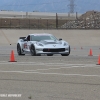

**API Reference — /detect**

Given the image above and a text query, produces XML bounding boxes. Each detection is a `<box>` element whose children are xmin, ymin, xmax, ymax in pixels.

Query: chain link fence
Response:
<box><xmin>0</xmin><ymin>18</ymin><xmax>100</xmax><ymax>29</ymax></box>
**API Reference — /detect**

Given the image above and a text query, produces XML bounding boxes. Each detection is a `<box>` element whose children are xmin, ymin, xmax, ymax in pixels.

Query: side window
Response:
<box><xmin>27</xmin><ymin>35</ymin><xmax>30</xmax><ymax>41</ymax></box>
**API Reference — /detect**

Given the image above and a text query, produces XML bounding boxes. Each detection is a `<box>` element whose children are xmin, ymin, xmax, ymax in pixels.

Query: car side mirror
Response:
<box><xmin>59</xmin><ymin>38</ymin><xmax>62</xmax><ymax>41</ymax></box>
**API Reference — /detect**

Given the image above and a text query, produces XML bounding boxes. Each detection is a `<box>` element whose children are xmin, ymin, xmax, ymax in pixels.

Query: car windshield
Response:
<box><xmin>31</xmin><ymin>35</ymin><xmax>58</xmax><ymax>41</ymax></box>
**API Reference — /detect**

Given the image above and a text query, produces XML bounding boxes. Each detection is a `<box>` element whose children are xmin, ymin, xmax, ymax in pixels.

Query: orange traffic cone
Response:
<box><xmin>88</xmin><ymin>49</ymin><xmax>93</xmax><ymax>56</ymax></box>
<box><xmin>9</xmin><ymin>50</ymin><xmax>17</xmax><ymax>62</ymax></box>
<box><xmin>97</xmin><ymin>55</ymin><xmax>100</xmax><ymax>65</ymax></box>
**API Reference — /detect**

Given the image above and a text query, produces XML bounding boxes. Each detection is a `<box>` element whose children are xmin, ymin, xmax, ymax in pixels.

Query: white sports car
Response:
<box><xmin>17</xmin><ymin>33</ymin><xmax>70</xmax><ymax>56</ymax></box>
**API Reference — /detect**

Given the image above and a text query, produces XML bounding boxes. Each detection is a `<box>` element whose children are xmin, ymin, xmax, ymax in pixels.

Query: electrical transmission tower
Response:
<box><xmin>68</xmin><ymin>0</ymin><xmax>75</xmax><ymax>13</ymax></box>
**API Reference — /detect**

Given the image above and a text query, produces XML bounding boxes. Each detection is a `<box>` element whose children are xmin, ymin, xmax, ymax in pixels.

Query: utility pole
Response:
<box><xmin>56</xmin><ymin>13</ymin><xmax>58</xmax><ymax>29</ymax></box>
<box><xmin>68</xmin><ymin>0</ymin><xmax>75</xmax><ymax>13</ymax></box>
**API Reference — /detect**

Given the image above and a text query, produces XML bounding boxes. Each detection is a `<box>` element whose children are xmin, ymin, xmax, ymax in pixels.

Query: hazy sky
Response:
<box><xmin>0</xmin><ymin>0</ymin><xmax>99</xmax><ymax>13</ymax></box>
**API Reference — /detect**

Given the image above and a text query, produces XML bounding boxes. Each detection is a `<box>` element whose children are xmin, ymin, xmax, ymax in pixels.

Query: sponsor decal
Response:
<box><xmin>24</xmin><ymin>43</ymin><xmax>27</xmax><ymax>48</ymax></box>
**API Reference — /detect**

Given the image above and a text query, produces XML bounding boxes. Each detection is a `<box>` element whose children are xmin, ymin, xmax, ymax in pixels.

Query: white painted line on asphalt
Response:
<box><xmin>0</xmin><ymin>62</ymin><xmax>90</xmax><ymax>67</ymax></box>
<box><xmin>33</xmin><ymin>72</ymin><xmax>100</xmax><ymax>77</ymax></box>
<box><xmin>0</xmin><ymin>62</ymin><xmax>17</xmax><ymax>65</ymax></box>
<box><xmin>0</xmin><ymin>61</ymin><xmax>73</xmax><ymax>65</ymax></box>
<box><xmin>0</xmin><ymin>70</ymin><xmax>24</xmax><ymax>73</ymax></box>
<box><xmin>24</xmin><ymin>66</ymin><xmax>86</xmax><ymax>72</ymax></box>
<box><xmin>17</xmin><ymin>62</ymin><xmax>44</xmax><ymax>64</ymax></box>
<box><xmin>0</xmin><ymin>61</ymin><xmax>7</xmax><ymax>62</ymax></box>
<box><xmin>0</xmin><ymin>70</ymin><xmax>100</xmax><ymax>77</ymax></box>
<box><xmin>0</xmin><ymin>61</ymin><xmax>100</xmax><ymax>69</ymax></box>
<box><xmin>16</xmin><ymin>63</ymin><xmax>44</xmax><ymax>66</ymax></box>
<box><xmin>0</xmin><ymin>61</ymin><xmax>99</xmax><ymax>67</ymax></box>
<box><xmin>16</xmin><ymin>62</ymin><xmax>73</xmax><ymax>66</ymax></box>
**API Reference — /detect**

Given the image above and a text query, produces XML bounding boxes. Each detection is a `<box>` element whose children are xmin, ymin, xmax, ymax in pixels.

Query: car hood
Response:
<box><xmin>39</xmin><ymin>40</ymin><xmax>61</xmax><ymax>45</ymax></box>
<box><xmin>33</xmin><ymin>39</ymin><xmax>69</xmax><ymax>48</ymax></box>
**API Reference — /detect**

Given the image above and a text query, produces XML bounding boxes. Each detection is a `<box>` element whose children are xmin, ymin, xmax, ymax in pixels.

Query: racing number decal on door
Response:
<box><xmin>24</xmin><ymin>43</ymin><xmax>27</xmax><ymax>49</ymax></box>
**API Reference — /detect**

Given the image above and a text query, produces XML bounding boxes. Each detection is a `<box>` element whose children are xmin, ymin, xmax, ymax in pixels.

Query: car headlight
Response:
<box><xmin>64</xmin><ymin>42</ymin><xmax>68</xmax><ymax>46</ymax></box>
<box><xmin>38</xmin><ymin>43</ymin><xmax>43</xmax><ymax>46</ymax></box>
<box><xmin>36</xmin><ymin>42</ymin><xmax>44</xmax><ymax>46</ymax></box>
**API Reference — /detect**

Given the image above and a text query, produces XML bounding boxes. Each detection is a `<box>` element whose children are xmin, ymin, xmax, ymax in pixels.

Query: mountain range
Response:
<box><xmin>0</xmin><ymin>0</ymin><xmax>99</xmax><ymax>13</ymax></box>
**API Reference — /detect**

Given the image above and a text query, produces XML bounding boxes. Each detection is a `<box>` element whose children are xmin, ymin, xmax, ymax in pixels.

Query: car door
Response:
<box><xmin>23</xmin><ymin>35</ymin><xmax>31</xmax><ymax>52</ymax></box>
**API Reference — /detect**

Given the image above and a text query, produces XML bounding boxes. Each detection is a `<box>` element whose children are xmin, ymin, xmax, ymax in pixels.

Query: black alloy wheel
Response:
<box><xmin>30</xmin><ymin>45</ymin><xmax>36</xmax><ymax>56</ymax></box>
<box><xmin>17</xmin><ymin>44</ymin><xmax>25</xmax><ymax>55</ymax></box>
<box><xmin>47</xmin><ymin>54</ymin><xmax>53</xmax><ymax>56</ymax></box>
<box><xmin>61</xmin><ymin>46</ymin><xmax>70</xmax><ymax>56</ymax></box>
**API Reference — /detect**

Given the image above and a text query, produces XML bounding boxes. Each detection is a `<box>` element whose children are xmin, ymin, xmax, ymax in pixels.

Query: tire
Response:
<box><xmin>37</xmin><ymin>54</ymin><xmax>41</xmax><ymax>56</ymax></box>
<box><xmin>61</xmin><ymin>46</ymin><xmax>70</xmax><ymax>56</ymax></box>
<box><xmin>61</xmin><ymin>54</ymin><xmax>69</xmax><ymax>56</ymax></box>
<box><xmin>30</xmin><ymin>45</ymin><xmax>36</xmax><ymax>56</ymax></box>
<box><xmin>17</xmin><ymin>44</ymin><xmax>25</xmax><ymax>55</ymax></box>
<box><xmin>47</xmin><ymin>54</ymin><xmax>53</xmax><ymax>56</ymax></box>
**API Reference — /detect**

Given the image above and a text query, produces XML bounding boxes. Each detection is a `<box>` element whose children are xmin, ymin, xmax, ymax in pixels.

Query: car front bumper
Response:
<box><xmin>35</xmin><ymin>47</ymin><xmax>70</xmax><ymax>54</ymax></box>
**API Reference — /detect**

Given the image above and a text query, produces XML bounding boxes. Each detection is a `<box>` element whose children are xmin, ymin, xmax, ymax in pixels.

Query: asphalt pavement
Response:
<box><xmin>0</xmin><ymin>30</ymin><xmax>100</xmax><ymax>100</ymax></box>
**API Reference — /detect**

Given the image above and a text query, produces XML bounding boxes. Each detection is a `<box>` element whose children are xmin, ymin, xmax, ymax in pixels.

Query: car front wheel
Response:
<box><xmin>47</xmin><ymin>54</ymin><xmax>53</xmax><ymax>56</ymax></box>
<box><xmin>30</xmin><ymin>45</ymin><xmax>36</xmax><ymax>56</ymax></box>
<box><xmin>61</xmin><ymin>54</ymin><xmax>69</xmax><ymax>56</ymax></box>
<box><xmin>61</xmin><ymin>46</ymin><xmax>70</xmax><ymax>56</ymax></box>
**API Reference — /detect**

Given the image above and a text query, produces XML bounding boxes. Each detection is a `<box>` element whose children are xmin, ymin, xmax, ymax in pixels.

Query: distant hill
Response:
<box><xmin>0</xmin><ymin>0</ymin><xmax>100</xmax><ymax>13</ymax></box>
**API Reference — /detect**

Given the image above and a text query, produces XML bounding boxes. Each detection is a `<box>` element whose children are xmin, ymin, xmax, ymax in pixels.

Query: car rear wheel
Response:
<box><xmin>30</xmin><ymin>45</ymin><xmax>36</xmax><ymax>56</ymax></box>
<box><xmin>17</xmin><ymin>44</ymin><xmax>25</xmax><ymax>55</ymax></box>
